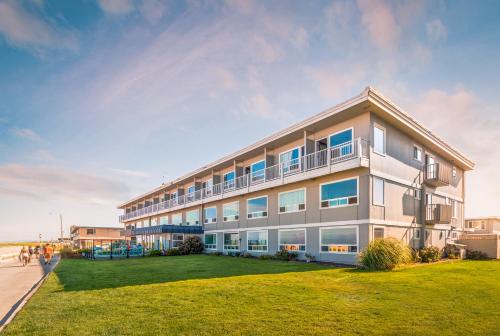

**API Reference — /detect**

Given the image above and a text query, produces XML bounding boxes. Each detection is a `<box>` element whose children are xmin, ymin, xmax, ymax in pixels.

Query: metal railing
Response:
<box><xmin>424</xmin><ymin>163</ymin><xmax>452</xmax><ymax>186</ymax></box>
<box><xmin>120</xmin><ymin>138</ymin><xmax>369</xmax><ymax>222</ymax></box>
<box><xmin>425</xmin><ymin>204</ymin><xmax>452</xmax><ymax>224</ymax></box>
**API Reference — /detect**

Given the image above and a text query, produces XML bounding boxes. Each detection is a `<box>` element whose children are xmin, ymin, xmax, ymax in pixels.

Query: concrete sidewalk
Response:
<box><xmin>0</xmin><ymin>254</ymin><xmax>59</xmax><ymax>329</ymax></box>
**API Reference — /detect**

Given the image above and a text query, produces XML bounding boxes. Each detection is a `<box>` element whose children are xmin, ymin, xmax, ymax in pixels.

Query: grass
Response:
<box><xmin>3</xmin><ymin>256</ymin><xmax>499</xmax><ymax>336</ymax></box>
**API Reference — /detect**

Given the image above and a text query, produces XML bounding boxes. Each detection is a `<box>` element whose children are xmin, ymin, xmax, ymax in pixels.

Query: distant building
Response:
<box><xmin>465</xmin><ymin>217</ymin><xmax>500</xmax><ymax>234</ymax></box>
<box><xmin>70</xmin><ymin>226</ymin><xmax>125</xmax><ymax>249</ymax></box>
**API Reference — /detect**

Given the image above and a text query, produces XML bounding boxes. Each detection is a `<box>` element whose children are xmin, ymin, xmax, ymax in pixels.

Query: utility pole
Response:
<box><xmin>59</xmin><ymin>213</ymin><xmax>63</xmax><ymax>243</ymax></box>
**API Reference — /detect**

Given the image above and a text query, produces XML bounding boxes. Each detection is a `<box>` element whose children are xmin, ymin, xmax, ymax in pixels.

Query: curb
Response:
<box><xmin>0</xmin><ymin>257</ymin><xmax>60</xmax><ymax>333</ymax></box>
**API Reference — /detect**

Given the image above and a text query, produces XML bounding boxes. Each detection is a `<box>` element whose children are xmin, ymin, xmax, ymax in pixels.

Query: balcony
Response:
<box><xmin>424</xmin><ymin>163</ymin><xmax>451</xmax><ymax>187</ymax></box>
<box><xmin>119</xmin><ymin>138</ymin><xmax>369</xmax><ymax>223</ymax></box>
<box><xmin>425</xmin><ymin>204</ymin><xmax>452</xmax><ymax>225</ymax></box>
<box><xmin>130</xmin><ymin>224</ymin><xmax>204</xmax><ymax>236</ymax></box>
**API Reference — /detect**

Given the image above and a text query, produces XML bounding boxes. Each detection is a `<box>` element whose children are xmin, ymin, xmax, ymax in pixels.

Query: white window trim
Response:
<box><xmin>319</xmin><ymin>226</ymin><xmax>359</xmax><ymax>254</ymax></box>
<box><xmin>278</xmin><ymin>146</ymin><xmax>302</xmax><ymax>164</ymax></box>
<box><xmin>372</xmin><ymin>177</ymin><xmax>385</xmax><ymax>206</ymax></box>
<box><xmin>223</xmin><ymin>231</ymin><xmax>240</xmax><ymax>251</ymax></box>
<box><xmin>373</xmin><ymin>225</ymin><xmax>385</xmax><ymax>240</ymax></box>
<box><xmin>328</xmin><ymin>127</ymin><xmax>354</xmax><ymax>148</ymax></box>
<box><xmin>223</xmin><ymin>170</ymin><xmax>235</xmax><ymax>180</ymax></box>
<box><xmin>204</xmin><ymin>233</ymin><xmax>217</xmax><ymax>250</ymax></box>
<box><xmin>246</xmin><ymin>195</ymin><xmax>268</xmax><ymax>220</ymax></box>
<box><xmin>278</xmin><ymin>228</ymin><xmax>306</xmax><ymax>252</ymax></box>
<box><xmin>203</xmin><ymin>206</ymin><xmax>217</xmax><ymax>224</ymax></box>
<box><xmin>413</xmin><ymin>144</ymin><xmax>423</xmax><ymax>162</ymax></box>
<box><xmin>222</xmin><ymin>201</ymin><xmax>240</xmax><ymax>222</ymax></box>
<box><xmin>187</xmin><ymin>184</ymin><xmax>195</xmax><ymax>193</ymax></box>
<box><xmin>185</xmin><ymin>209</ymin><xmax>199</xmax><ymax>225</ymax></box>
<box><xmin>246</xmin><ymin>230</ymin><xmax>268</xmax><ymax>252</ymax></box>
<box><xmin>171</xmin><ymin>213</ymin><xmax>183</xmax><ymax>225</ymax></box>
<box><xmin>373</xmin><ymin>123</ymin><xmax>386</xmax><ymax>156</ymax></box>
<box><xmin>278</xmin><ymin>188</ymin><xmax>307</xmax><ymax>214</ymax></box>
<box><xmin>319</xmin><ymin>176</ymin><xmax>359</xmax><ymax>210</ymax></box>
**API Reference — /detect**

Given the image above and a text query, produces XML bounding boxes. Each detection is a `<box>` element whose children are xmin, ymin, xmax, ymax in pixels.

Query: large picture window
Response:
<box><xmin>223</xmin><ymin>201</ymin><xmax>239</xmax><ymax>222</ymax></box>
<box><xmin>279</xmin><ymin>229</ymin><xmax>306</xmax><ymax>251</ymax></box>
<box><xmin>330</xmin><ymin>128</ymin><xmax>353</xmax><ymax>157</ymax></box>
<box><xmin>251</xmin><ymin>160</ymin><xmax>266</xmax><ymax>182</ymax></box>
<box><xmin>247</xmin><ymin>231</ymin><xmax>268</xmax><ymax>251</ymax></box>
<box><xmin>247</xmin><ymin>196</ymin><xmax>268</xmax><ymax>219</ymax></box>
<box><xmin>203</xmin><ymin>207</ymin><xmax>217</xmax><ymax>224</ymax></box>
<box><xmin>224</xmin><ymin>232</ymin><xmax>239</xmax><ymax>250</ymax></box>
<box><xmin>320</xmin><ymin>178</ymin><xmax>358</xmax><ymax>208</ymax></box>
<box><xmin>279</xmin><ymin>189</ymin><xmax>306</xmax><ymax>213</ymax></box>
<box><xmin>185</xmin><ymin>210</ymin><xmax>199</xmax><ymax>225</ymax></box>
<box><xmin>172</xmin><ymin>213</ymin><xmax>182</xmax><ymax>225</ymax></box>
<box><xmin>204</xmin><ymin>233</ymin><xmax>217</xmax><ymax>250</ymax></box>
<box><xmin>320</xmin><ymin>227</ymin><xmax>358</xmax><ymax>253</ymax></box>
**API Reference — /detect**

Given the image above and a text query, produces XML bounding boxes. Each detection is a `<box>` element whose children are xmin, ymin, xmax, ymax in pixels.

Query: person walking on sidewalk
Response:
<box><xmin>43</xmin><ymin>244</ymin><xmax>53</xmax><ymax>265</ymax></box>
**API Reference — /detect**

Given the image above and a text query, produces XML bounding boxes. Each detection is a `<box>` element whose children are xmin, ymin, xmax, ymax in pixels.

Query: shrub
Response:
<box><xmin>443</xmin><ymin>245</ymin><xmax>461</xmax><ymax>259</ymax></box>
<box><xmin>419</xmin><ymin>246</ymin><xmax>441</xmax><ymax>263</ymax></box>
<box><xmin>148</xmin><ymin>249</ymin><xmax>162</xmax><ymax>257</ymax></box>
<box><xmin>211</xmin><ymin>251</ymin><xmax>223</xmax><ymax>256</ymax></box>
<box><xmin>274</xmin><ymin>249</ymin><xmax>298</xmax><ymax>261</ymax></box>
<box><xmin>165</xmin><ymin>248</ymin><xmax>181</xmax><ymax>256</ymax></box>
<box><xmin>258</xmin><ymin>254</ymin><xmax>273</xmax><ymax>260</ymax></box>
<box><xmin>178</xmin><ymin>236</ymin><xmax>204</xmax><ymax>255</ymax></box>
<box><xmin>59</xmin><ymin>246</ymin><xmax>77</xmax><ymax>259</ymax></box>
<box><xmin>359</xmin><ymin>237</ymin><xmax>412</xmax><ymax>270</ymax></box>
<box><xmin>466</xmin><ymin>250</ymin><xmax>489</xmax><ymax>260</ymax></box>
<box><xmin>241</xmin><ymin>252</ymin><xmax>253</xmax><ymax>258</ymax></box>
<box><xmin>305</xmin><ymin>253</ymin><xmax>316</xmax><ymax>262</ymax></box>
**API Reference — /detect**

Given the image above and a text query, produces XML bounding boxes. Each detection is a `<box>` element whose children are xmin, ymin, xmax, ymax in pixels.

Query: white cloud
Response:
<box><xmin>0</xmin><ymin>164</ymin><xmax>130</xmax><ymax>204</ymax></box>
<box><xmin>304</xmin><ymin>63</ymin><xmax>366</xmax><ymax>99</ymax></box>
<box><xmin>426</xmin><ymin>19</ymin><xmax>448</xmax><ymax>43</ymax></box>
<box><xmin>139</xmin><ymin>0</ymin><xmax>169</xmax><ymax>24</ymax></box>
<box><xmin>357</xmin><ymin>0</ymin><xmax>400</xmax><ymax>50</ymax></box>
<box><xmin>97</xmin><ymin>0</ymin><xmax>134</xmax><ymax>15</ymax></box>
<box><xmin>0</xmin><ymin>0</ymin><xmax>78</xmax><ymax>54</ymax></box>
<box><xmin>110</xmin><ymin>168</ymin><xmax>150</xmax><ymax>178</ymax></box>
<box><xmin>10</xmin><ymin>127</ymin><xmax>42</xmax><ymax>142</ymax></box>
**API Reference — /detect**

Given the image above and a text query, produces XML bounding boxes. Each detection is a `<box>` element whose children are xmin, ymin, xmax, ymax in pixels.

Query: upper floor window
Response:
<box><xmin>374</xmin><ymin>124</ymin><xmax>385</xmax><ymax>155</ymax></box>
<box><xmin>279</xmin><ymin>148</ymin><xmax>300</xmax><ymax>174</ymax></box>
<box><xmin>172</xmin><ymin>213</ymin><xmax>182</xmax><ymax>225</ymax></box>
<box><xmin>320</xmin><ymin>178</ymin><xmax>358</xmax><ymax>208</ymax></box>
<box><xmin>452</xmin><ymin>166</ymin><xmax>457</xmax><ymax>177</ymax></box>
<box><xmin>187</xmin><ymin>185</ymin><xmax>195</xmax><ymax>194</ymax></box>
<box><xmin>186</xmin><ymin>209</ymin><xmax>199</xmax><ymax>225</ymax></box>
<box><xmin>160</xmin><ymin>216</ymin><xmax>168</xmax><ymax>225</ymax></box>
<box><xmin>413</xmin><ymin>145</ymin><xmax>422</xmax><ymax>161</ymax></box>
<box><xmin>373</xmin><ymin>177</ymin><xmax>384</xmax><ymax>206</ymax></box>
<box><xmin>224</xmin><ymin>171</ymin><xmax>235</xmax><ymax>190</ymax></box>
<box><xmin>204</xmin><ymin>207</ymin><xmax>217</xmax><ymax>224</ymax></box>
<box><xmin>223</xmin><ymin>201</ymin><xmax>239</xmax><ymax>222</ymax></box>
<box><xmin>251</xmin><ymin>160</ymin><xmax>266</xmax><ymax>182</ymax></box>
<box><xmin>330</xmin><ymin>128</ymin><xmax>353</xmax><ymax>157</ymax></box>
<box><xmin>86</xmin><ymin>228</ymin><xmax>96</xmax><ymax>235</ymax></box>
<box><xmin>279</xmin><ymin>188</ymin><xmax>306</xmax><ymax>213</ymax></box>
<box><xmin>247</xmin><ymin>196</ymin><xmax>268</xmax><ymax>219</ymax></box>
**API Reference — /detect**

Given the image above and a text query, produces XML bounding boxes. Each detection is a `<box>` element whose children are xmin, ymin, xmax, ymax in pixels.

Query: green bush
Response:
<box><xmin>274</xmin><ymin>249</ymin><xmax>298</xmax><ymax>261</ymax></box>
<box><xmin>419</xmin><ymin>246</ymin><xmax>441</xmax><ymax>263</ymax></box>
<box><xmin>466</xmin><ymin>250</ymin><xmax>489</xmax><ymax>260</ymax></box>
<box><xmin>178</xmin><ymin>236</ymin><xmax>204</xmax><ymax>255</ymax></box>
<box><xmin>211</xmin><ymin>251</ymin><xmax>223</xmax><ymax>256</ymax></box>
<box><xmin>241</xmin><ymin>252</ymin><xmax>253</xmax><ymax>258</ymax></box>
<box><xmin>359</xmin><ymin>237</ymin><xmax>412</xmax><ymax>270</ymax></box>
<box><xmin>165</xmin><ymin>248</ymin><xmax>181</xmax><ymax>256</ymax></box>
<box><xmin>305</xmin><ymin>253</ymin><xmax>316</xmax><ymax>262</ymax></box>
<box><xmin>59</xmin><ymin>246</ymin><xmax>77</xmax><ymax>259</ymax></box>
<box><xmin>147</xmin><ymin>249</ymin><xmax>162</xmax><ymax>257</ymax></box>
<box><xmin>258</xmin><ymin>254</ymin><xmax>273</xmax><ymax>260</ymax></box>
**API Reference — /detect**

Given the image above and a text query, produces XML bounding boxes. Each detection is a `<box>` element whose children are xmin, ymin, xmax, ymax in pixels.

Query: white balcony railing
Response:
<box><xmin>120</xmin><ymin>138</ymin><xmax>369</xmax><ymax>222</ymax></box>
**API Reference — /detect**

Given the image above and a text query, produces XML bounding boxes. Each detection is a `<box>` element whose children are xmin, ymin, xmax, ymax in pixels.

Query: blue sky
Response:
<box><xmin>0</xmin><ymin>0</ymin><xmax>499</xmax><ymax>241</ymax></box>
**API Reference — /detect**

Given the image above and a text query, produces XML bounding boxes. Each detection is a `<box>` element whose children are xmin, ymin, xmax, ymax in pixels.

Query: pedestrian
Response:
<box><xmin>43</xmin><ymin>244</ymin><xmax>53</xmax><ymax>264</ymax></box>
<box><xmin>19</xmin><ymin>246</ymin><xmax>30</xmax><ymax>267</ymax></box>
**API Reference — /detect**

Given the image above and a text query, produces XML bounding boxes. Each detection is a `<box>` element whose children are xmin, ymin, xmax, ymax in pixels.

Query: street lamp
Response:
<box><xmin>49</xmin><ymin>212</ymin><xmax>64</xmax><ymax>243</ymax></box>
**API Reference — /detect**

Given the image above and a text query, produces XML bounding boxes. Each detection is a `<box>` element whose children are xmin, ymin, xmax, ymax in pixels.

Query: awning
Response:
<box><xmin>130</xmin><ymin>225</ymin><xmax>204</xmax><ymax>236</ymax></box>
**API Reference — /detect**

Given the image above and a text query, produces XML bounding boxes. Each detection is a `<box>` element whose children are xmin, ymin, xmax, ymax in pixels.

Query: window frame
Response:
<box><xmin>413</xmin><ymin>144</ymin><xmax>422</xmax><ymax>162</ymax></box>
<box><xmin>278</xmin><ymin>228</ymin><xmax>306</xmax><ymax>252</ymax></box>
<box><xmin>373</xmin><ymin>226</ymin><xmax>385</xmax><ymax>240</ymax></box>
<box><xmin>279</xmin><ymin>146</ymin><xmax>301</xmax><ymax>175</ymax></box>
<box><xmin>223</xmin><ymin>170</ymin><xmax>236</xmax><ymax>190</ymax></box>
<box><xmin>319</xmin><ymin>226</ymin><xmax>359</xmax><ymax>254</ymax></box>
<box><xmin>414</xmin><ymin>229</ymin><xmax>421</xmax><ymax>240</ymax></box>
<box><xmin>185</xmin><ymin>209</ymin><xmax>199</xmax><ymax>225</ymax></box>
<box><xmin>329</xmin><ymin>127</ymin><xmax>354</xmax><ymax>148</ymax></box>
<box><xmin>171</xmin><ymin>213</ymin><xmax>182</xmax><ymax>225</ymax></box>
<box><xmin>204</xmin><ymin>233</ymin><xmax>217</xmax><ymax>250</ymax></box>
<box><xmin>278</xmin><ymin>188</ymin><xmax>307</xmax><ymax>214</ymax></box>
<box><xmin>246</xmin><ymin>230</ymin><xmax>268</xmax><ymax>252</ymax></box>
<box><xmin>373</xmin><ymin>123</ymin><xmax>386</xmax><ymax>156</ymax></box>
<box><xmin>246</xmin><ymin>195</ymin><xmax>268</xmax><ymax>219</ymax></box>
<box><xmin>223</xmin><ymin>232</ymin><xmax>240</xmax><ymax>251</ymax></box>
<box><xmin>223</xmin><ymin>201</ymin><xmax>239</xmax><ymax>222</ymax></box>
<box><xmin>319</xmin><ymin>177</ymin><xmax>359</xmax><ymax>209</ymax></box>
<box><xmin>250</xmin><ymin>160</ymin><xmax>266</xmax><ymax>182</ymax></box>
<box><xmin>372</xmin><ymin>177</ymin><xmax>385</xmax><ymax>206</ymax></box>
<box><xmin>172</xmin><ymin>233</ymin><xmax>184</xmax><ymax>248</ymax></box>
<box><xmin>203</xmin><ymin>206</ymin><xmax>217</xmax><ymax>224</ymax></box>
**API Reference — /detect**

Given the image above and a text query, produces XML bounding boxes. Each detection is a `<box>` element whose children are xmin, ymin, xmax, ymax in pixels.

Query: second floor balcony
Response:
<box><xmin>425</xmin><ymin>204</ymin><xmax>452</xmax><ymax>225</ymax></box>
<box><xmin>120</xmin><ymin>138</ymin><xmax>369</xmax><ymax>223</ymax></box>
<box><xmin>424</xmin><ymin>163</ymin><xmax>452</xmax><ymax>187</ymax></box>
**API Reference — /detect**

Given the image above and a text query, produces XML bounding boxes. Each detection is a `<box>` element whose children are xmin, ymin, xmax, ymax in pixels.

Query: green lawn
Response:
<box><xmin>4</xmin><ymin>256</ymin><xmax>499</xmax><ymax>336</ymax></box>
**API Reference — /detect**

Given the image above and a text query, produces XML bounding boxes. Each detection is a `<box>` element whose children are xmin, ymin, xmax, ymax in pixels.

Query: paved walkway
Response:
<box><xmin>0</xmin><ymin>254</ymin><xmax>59</xmax><ymax>327</ymax></box>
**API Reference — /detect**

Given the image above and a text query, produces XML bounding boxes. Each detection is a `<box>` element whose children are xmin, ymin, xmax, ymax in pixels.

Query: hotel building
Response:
<box><xmin>117</xmin><ymin>87</ymin><xmax>474</xmax><ymax>264</ymax></box>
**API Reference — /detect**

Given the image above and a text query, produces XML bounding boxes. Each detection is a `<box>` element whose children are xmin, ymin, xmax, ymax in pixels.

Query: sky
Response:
<box><xmin>0</xmin><ymin>0</ymin><xmax>499</xmax><ymax>241</ymax></box>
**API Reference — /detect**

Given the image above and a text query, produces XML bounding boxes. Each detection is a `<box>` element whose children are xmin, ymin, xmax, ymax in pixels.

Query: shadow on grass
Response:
<box><xmin>54</xmin><ymin>255</ymin><xmax>333</xmax><ymax>291</ymax></box>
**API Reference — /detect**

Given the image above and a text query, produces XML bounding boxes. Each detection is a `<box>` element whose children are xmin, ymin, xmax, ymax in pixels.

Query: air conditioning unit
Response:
<box><xmin>262</xmin><ymin>211</ymin><xmax>267</xmax><ymax>217</ymax></box>
<box><xmin>235</xmin><ymin>215</ymin><xmax>239</xmax><ymax>220</ymax></box>
<box><xmin>204</xmin><ymin>218</ymin><xmax>209</xmax><ymax>224</ymax></box>
<box><xmin>279</xmin><ymin>206</ymin><xmax>286</xmax><ymax>213</ymax></box>
<box><xmin>247</xmin><ymin>213</ymin><xmax>252</xmax><ymax>219</ymax></box>
<box><xmin>211</xmin><ymin>218</ymin><xmax>216</xmax><ymax>223</ymax></box>
<box><xmin>321</xmin><ymin>201</ymin><xmax>329</xmax><ymax>208</ymax></box>
<box><xmin>298</xmin><ymin>203</ymin><xmax>305</xmax><ymax>210</ymax></box>
<box><xmin>223</xmin><ymin>216</ymin><xmax>227</xmax><ymax>221</ymax></box>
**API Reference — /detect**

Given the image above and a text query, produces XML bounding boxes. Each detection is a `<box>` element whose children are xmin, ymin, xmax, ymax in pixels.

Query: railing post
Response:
<box><xmin>357</xmin><ymin>138</ymin><xmax>362</xmax><ymax>158</ymax></box>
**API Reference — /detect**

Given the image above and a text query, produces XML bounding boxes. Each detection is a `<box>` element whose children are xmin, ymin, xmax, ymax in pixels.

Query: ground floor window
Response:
<box><xmin>320</xmin><ymin>227</ymin><xmax>358</xmax><ymax>253</ymax></box>
<box><xmin>247</xmin><ymin>230</ymin><xmax>268</xmax><ymax>251</ymax></box>
<box><xmin>172</xmin><ymin>234</ymin><xmax>184</xmax><ymax>248</ymax></box>
<box><xmin>224</xmin><ymin>232</ymin><xmax>239</xmax><ymax>250</ymax></box>
<box><xmin>279</xmin><ymin>229</ymin><xmax>305</xmax><ymax>251</ymax></box>
<box><xmin>204</xmin><ymin>233</ymin><xmax>217</xmax><ymax>250</ymax></box>
<box><xmin>373</xmin><ymin>227</ymin><xmax>385</xmax><ymax>240</ymax></box>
